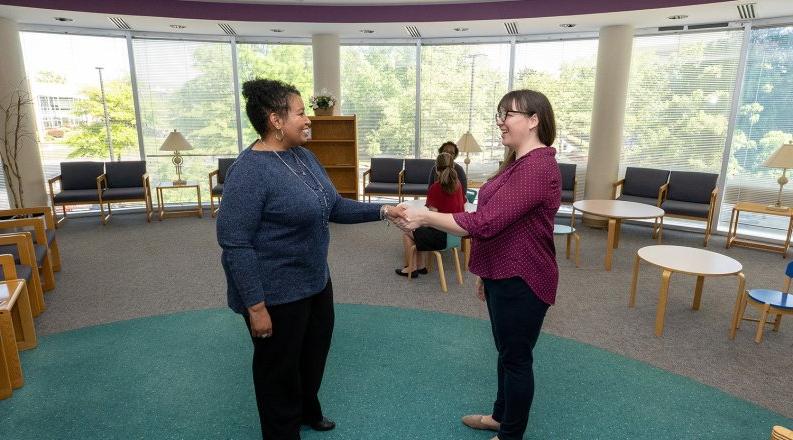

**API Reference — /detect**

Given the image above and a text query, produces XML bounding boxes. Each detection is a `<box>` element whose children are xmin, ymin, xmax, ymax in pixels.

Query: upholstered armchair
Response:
<box><xmin>559</xmin><ymin>163</ymin><xmax>577</xmax><ymax>205</ymax></box>
<box><xmin>96</xmin><ymin>160</ymin><xmax>152</xmax><ymax>225</ymax></box>
<box><xmin>0</xmin><ymin>233</ymin><xmax>45</xmax><ymax>316</ymax></box>
<box><xmin>612</xmin><ymin>167</ymin><xmax>671</xmax><ymax>207</ymax></box>
<box><xmin>660</xmin><ymin>171</ymin><xmax>719</xmax><ymax>246</ymax></box>
<box><xmin>209</xmin><ymin>158</ymin><xmax>236</xmax><ymax>217</ymax></box>
<box><xmin>363</xmin><ymin>158</ymin><xmax>404</xmax><ymax>202</ymax></box>
<box><xmin>0</xmin><ymin>217</ymin><xmax>55</xmax><ymax>293</ymax></box>
<box><xmin>401</xmin><ymin>159</ymin><xmax>436</xmax><ymax>201</ymax></box>
<box><xmin>0</xmin><ymin>206</ymin><xmax>61</xmax><ymax>272</ymax></box>
<box><xmin>48</xmin><ymin>161</ymin><xmax>105</xmax><ymax>226</ymax></box>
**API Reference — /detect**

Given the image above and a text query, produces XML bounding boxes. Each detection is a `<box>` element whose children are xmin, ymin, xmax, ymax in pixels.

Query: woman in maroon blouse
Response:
<box><xmin>396</xmin><ymin>152</ymin><xmax>465</xmax><ymax>277</ymax></box>
<box><xmin>401</xmin><ymin>90</ymin><xmax>561</xmax><ymax>440</ymax></box>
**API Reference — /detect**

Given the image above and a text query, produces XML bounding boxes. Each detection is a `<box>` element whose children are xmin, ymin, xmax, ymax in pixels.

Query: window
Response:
<box><xmin>237</xmin><ymin>43</ymin><xmax>313</xmax><ymax>144</ymax></box>
<box><xmin>721</xmin><ymin>26</ymin><xmax>793</xmax><ymax>237</ymax></box>
<box><xmin>420</xmin><ymin>44</ymin><xmax>511</xmax><ymax>182</ymax></box>
<box><xmin>341</xmin><ymin>45</ymin><xmax>416</xmax><ymax>175</ymax></box>
<box><xmin>133</xmin><ymin>38</ymin><xmax>237</xmax><ymax>203</ymax></box>
<box><xmin>513</xmin><ymin>38</ymin><xmax>598</xmax><ymax>199</ymax></box>
<box><xmin>622</xmin><ymin>31</ymin><xmax>742</xmax><ymax>176</ymax></box>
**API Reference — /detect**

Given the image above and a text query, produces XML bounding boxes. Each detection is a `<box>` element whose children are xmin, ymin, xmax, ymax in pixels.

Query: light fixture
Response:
<box><xmin>559</xmin><ymin>23</ymin><xmax>576</xmax><ymax>28</ymax></box>
<box><xmin>170</xmin><ymin>24</ymin><xmax>186</xmax><ymax>29</ymax></box>
<box><xmin>667</xmin><ymin>15</ymin><xmax>689</xmax><ymax>20</ymax></box>
<box><xmin>762</xmin><ymin>141</ymin><xmax>793</xmax><ymax>211</ymax></box>
<box><xmin>270</xmin><ymin>28</ymin><xmax>285</xmax><ymax>33</ymax></box>
<box><xmin>54</xmin><ymin>17</ymin><xmax>74</xmax><ymax>22</ymax></box>
<box><xmin>359</xmin><ymin>29</ymin><xmax>375</xmax><ymax>34</ymax></box>
<box><xmin>454</xmin><ymin>27</ymin><xmax>469</xmax><ymax>32</ymax></box>
<box><xmin>160</xmin><ymin>130</ymin><xmax>193</xmax><ymax>186</ymax></box>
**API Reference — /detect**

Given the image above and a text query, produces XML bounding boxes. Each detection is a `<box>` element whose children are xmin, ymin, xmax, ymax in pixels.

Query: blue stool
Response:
<box><xmin>465</xmin><ymin>189</ymin><xmax>477</xmax><ymax>204</ymax></box>
<box><xmin>553</xmin><ymin>224</ymin><xmax>580</xmax><ymax>267</ymax></box>
<box><xmin>731</xmin><ymin>261</ymin><xmax>793</xmax><ymax>343</ymax></box>
<box><xmin>407</xmin><ymin>234</ymin><xmax>463</xmax><ymax>293</ymax></box>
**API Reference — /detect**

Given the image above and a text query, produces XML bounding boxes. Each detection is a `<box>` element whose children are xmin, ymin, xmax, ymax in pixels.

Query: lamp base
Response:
<box><xmin>766</xmin><ymin>203</ymin><xmax>790</xmax><ymax>212</ymax></box>
<box><xmin>172</xmin><ymin>179</ymin><xmax>187</xmax><ymax>186</ymax></box>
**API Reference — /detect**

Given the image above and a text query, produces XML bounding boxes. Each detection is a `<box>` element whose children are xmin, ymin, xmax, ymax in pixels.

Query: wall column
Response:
<box><xmin>0</xmin><ymin>16</ymin><xmax>47</xmax><ymax>208</ymax></box>
<box><xmin>583</xmin><ymin>25</ymin><xmax>634</xmax><ymax>225</ymax></box>
<box><xmin>311</xmin><ymin>34</ymin><xmax>341</xmax><ymax>115</ymax></box>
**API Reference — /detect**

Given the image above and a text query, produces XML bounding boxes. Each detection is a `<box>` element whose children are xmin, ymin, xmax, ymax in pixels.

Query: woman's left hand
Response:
<box><xmin>400</xmin><ymin>205</ymin><xmax>426</xmax><ymax>231</ymax></box>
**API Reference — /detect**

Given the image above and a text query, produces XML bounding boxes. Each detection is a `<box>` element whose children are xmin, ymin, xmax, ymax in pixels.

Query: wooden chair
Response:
<box><xmin>0</xmin><ymin>217</ymin><xmax>55</xmax><ymax>293</ymax></box>
<box><xmin>0</xmin><ymin>275</ymin><xmax>36</xmax><ymax>391</ymax></box>
<box><xmin>0</xmin><ymin>206</ymin><xmax>61</xmax><ymax>272</ymax></box>
<box><xmin>613</xmin><ymin>166</ymin><xmax>670</xmax><ymax>238</ymax></box>
<box><xmin>48</xmin><ymin>161</ymin><xmax>105</xmax><ymax>227</ymax></box>
<box><xmin>772</xmin><ymin>426</ymin><xmax>793</xmax><ymax>440</ymax></box>
<box><xmin>730</xmin><ymin>261</ymin><xmax>793</xmax><ymax>343</ymax></box>
<box><xmin>363</xmin><ymin>158</ymin><xmax>404</xmax><ymax>202</ymax></box>
<box><xmin>97</xmin><ymin>160</ymin><xmax>153</xmax><ymax>225</ymax></box>
<box><xmin>0</xmin><ymin>234</ymin><xmax>44</xmax><ymax>317</ymax></box>
<box><xmin>209</xmin><ymin>158</ymin><xmax>236</xmax><ymax>217</ymax></box>
<box><xmin>659</xmin><ymin>171</ymin><xmax>719</xmax><ymax>247</ymax></box>
<box><xmin>407</xmin><ymin>234</ymin><xmax>464</xmax><ymax>293</ymax></box>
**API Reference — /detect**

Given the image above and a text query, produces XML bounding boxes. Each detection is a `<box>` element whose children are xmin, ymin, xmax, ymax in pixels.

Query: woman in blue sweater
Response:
<box><xmin>216</xmin><ymin>78</ymin><xmax>404</xmax><ymax>440</ymax></box>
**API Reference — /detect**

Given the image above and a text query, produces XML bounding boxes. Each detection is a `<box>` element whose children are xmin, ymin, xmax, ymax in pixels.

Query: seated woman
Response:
<box><xmin>428</xmin><ymin>141</ymin><xmax>467</xmax><ymax>194</ymax></box>
<box><xmin>397</xmin><ymin>152</ymin><xmax>465</xmax><ymax>277</ymax></box>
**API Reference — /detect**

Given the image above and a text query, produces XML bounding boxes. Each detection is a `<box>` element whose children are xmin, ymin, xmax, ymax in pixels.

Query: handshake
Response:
<box><xmin>383</xmin><ymin>203</ymin><xmax>424</xmax><ymax>232</ymax></box>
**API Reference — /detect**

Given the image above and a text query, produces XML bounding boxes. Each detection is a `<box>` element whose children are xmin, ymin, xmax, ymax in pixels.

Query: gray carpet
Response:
<box><xmin>34</xmin><ymin>210</ymin><xmax>793</xmax><ymax>419</ymax></box>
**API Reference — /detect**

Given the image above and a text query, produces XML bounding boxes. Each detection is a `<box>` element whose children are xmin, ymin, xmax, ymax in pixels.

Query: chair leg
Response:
<box><xmin>49</xmin><ymin>238</ymin><xmax>62</xmax><ymax>272</ymax></box>
<box><xmin>452</xmin><ymin>247</ymin><xmax>463</xmax><ymax>285</ymax></box>
<box><xmin>210</xmin><ymin>195</ymin><xmax>216</xmax><ymax>218</ymax></box>
<box><xmin>41</xmin><ymin>253</ymin><xmax>56</xmax><ymax>292</ymax></box>
<box><xmin>433</xmin><ymin>251</ymin><xmax>447</xmax><ymax>293</ymax></box>
<box><xmin>755</xmin><ymin>304</ymin><xmax>771</xmax><ymax>343</ymax></box>
<box><xmin>574</xmin><ymin>233</ymin><xmax>581</xmax><ymax>268</ymax></box>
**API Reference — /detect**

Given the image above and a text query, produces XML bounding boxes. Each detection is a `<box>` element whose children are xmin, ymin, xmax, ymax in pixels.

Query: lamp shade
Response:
<box><xmin>763</xmin><ymin>142</ymin><xmax>793</xmax><ymax>169</ymax></box>
<box><xmin>160</xmin><ymin>129</ymin><xmax>193</xmax><ymax>152</ymax></box>
<box><xmin>456</xmin><ymin>131</ymin><xmax>482</xmax><ymax>153</ymax></box>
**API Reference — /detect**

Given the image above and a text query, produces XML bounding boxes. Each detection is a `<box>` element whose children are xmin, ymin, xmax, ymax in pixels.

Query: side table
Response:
<box><xmin>156</xmin><ymin>181</ymin><xmax>203</xmax><ymax>220</ymax></box>
<box><xmin>726</xmin><ymin>201</ymin><xmax>793</xmax><ymax>258</ymax></box>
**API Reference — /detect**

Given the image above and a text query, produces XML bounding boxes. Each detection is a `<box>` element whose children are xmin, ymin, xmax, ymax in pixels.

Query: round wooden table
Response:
<box><xmin>629</xmin><ymin>245</ymin><xmax>745</xmax><ymax>337</ymax></box>
<box><xmin>572</xmin><ymin>200</ymin><xmax>665</xmax><ymax>271</ymax></box>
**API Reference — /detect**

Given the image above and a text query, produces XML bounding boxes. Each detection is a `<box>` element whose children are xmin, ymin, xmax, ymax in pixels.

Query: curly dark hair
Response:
<box><xmin>242</xmin><ymin>78</ymin><xmax>300</xmax><ymax>138</ymax></box>
<box><xmin>438</xmin><ymin>141</ymin><xmax>459</xmax><ymax>159</ymax></box>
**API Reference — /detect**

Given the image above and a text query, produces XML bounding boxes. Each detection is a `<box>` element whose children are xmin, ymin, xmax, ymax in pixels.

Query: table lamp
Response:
<box><xmin>160</xmin><ymin>129</ymin><xmax>193</xmax><ymax>186</ymax></box>
<box><xmin>457</xmin><ymin>131</ymin><xmax>482</xmax><ymax>175</ymax></box>
<box><xmin>762</xmin><ymin>141</ymin><xmax>793</xmax><ymax>211</ymax></box>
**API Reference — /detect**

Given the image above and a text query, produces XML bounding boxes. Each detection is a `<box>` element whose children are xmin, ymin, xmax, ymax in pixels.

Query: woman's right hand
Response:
<box><xmin>248</xmin><ymin>302</ymin><xmax>273</xmax><ymax>338</ymax></box>
<box><xmin>475</xmin><ymin>277</ymin><xmax>485</xmax><ymax>302</ymax></box>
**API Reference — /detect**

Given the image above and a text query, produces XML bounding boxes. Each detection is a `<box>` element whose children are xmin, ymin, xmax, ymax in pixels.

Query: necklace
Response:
<box><xmin>273</xmin><ymin>148</ymin><xmax>330</xmax><ymax>228</ymax></box>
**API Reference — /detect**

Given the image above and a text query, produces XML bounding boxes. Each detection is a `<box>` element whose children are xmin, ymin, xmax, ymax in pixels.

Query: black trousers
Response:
<box><xmin>243</xmin><ymin>280</ymin><xmax>334</xmax><ymax>440</ymax></box>
<box><xmin>483</xmin><ymin>277</ymin><xmax>550</xmax><ymax>440</ymax></box>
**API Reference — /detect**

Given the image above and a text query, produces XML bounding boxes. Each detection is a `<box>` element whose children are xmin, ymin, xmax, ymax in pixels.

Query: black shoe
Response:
<box><xmin>306</xmin><ymin>416</ymin><xmax>335</xmax><ymax>431</ymax></box>
<box><xmin>395</xmin><ymin>268</ymin><xmax>420</xmax><ymax>277</ymax></box>
<box><xmin>416</xmin><ymin>267</ymin><xmax>428</xmax><ymax>274</ymax></box>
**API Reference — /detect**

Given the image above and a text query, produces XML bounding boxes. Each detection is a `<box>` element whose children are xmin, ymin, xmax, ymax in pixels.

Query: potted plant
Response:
<box><xmin>310</xmin><ymin>88</ymin><xmax>337</xmax><ymax>116</ymax></box>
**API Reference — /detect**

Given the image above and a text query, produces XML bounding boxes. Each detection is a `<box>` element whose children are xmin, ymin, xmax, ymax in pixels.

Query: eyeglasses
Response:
<box><xmin>495</xmin><ymin>109</ymin><xmax>535</xmax><ymax>124</ymax></box>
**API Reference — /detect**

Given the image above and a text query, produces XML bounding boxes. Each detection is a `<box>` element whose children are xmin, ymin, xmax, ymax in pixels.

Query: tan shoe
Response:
<box><xmin>461</xmin><ymin>414</ymin><xmax>500</xmax><ymax>431</ymax></box>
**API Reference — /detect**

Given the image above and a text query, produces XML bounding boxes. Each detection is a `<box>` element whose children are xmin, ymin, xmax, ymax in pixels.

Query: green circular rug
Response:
<box><xmin>0</xmin><ymin>304</ymin><xmax>789</xmax><ymax>439</ymax></box>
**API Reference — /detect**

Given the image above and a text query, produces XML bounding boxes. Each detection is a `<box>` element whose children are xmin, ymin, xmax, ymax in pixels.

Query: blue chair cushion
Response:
<box><xmin>561</xmin><ymin>189</ymin><xmax>575</xmax><ymax>203</ymax></box>
<box><xmin>404</xmin><ymin>159</ymin><xmax>436</xmax><ymax>185</ymax></box>
<box><xmin>364</xmin><ymin>182</ymin><xmax>401</xmax><ymax>195</ymax></box>
<box><xmin>0</xmin><ymin>264</ymin><xmax>32</xmax><ymax>282</ymax></box>
<box><xmin>218</xmin><ymin>158</ymin><xmax>236</xmax><ymax>184</ymax></box>
<box><xmin>0</xmin><ymin>244</ymin><xmax>46</xmax><ymax>266</ymax></box>
<box><xmin>369</xmin><ymin>158</ymin><xmax>403</xmax><ymax>184</ymax></box>
<box><xmin>445</xmin><ymin>234</ymin><xmax>461</xmax><ymax>250</ymax></box>
<box><xmin>786</xmin><ymin>261</ymin><xmax>793</xmax><ymax>279</ymax></box>
<box><xmin>667</xmin><ymin>171</ymin><xmax>718</xmax><ymax>204</ymax></box>
<box><xmin>661</xmin><ymin>199</ymin><xmax>711</xmax><ymax>218</ymax></box>
<box><xmin>46</xmin><ymin>229</ymin><xmax>56</xmax><ymax>246</ymax></box>
<box><xmin>747</xmin><ymin>289</ymin><xmax>793</xmax><ymax>310</ymax></box>
<box><xmin>106</xmin><ymin>161</ymin><xmax>146</xmax><ymax>188</ymax></box>
<box><xmin>616</xmin><ymin>194</ymin><xmax>660</xmax><ymax>207</ymax></box>
<box><xmin>60</xmin><ymin>162</ymin><xmax>105</xmax><ymax>191</ymax></box>
<box><xmin>621</xmin><ymin>167</ymin><xmax>670</xmax><ymax>199</ymax></box>
<box><xmin>401</xmin><ymin>183</ymin><xmax>429</xmax><ymax>196</ymax></box>
<box><xmin>103</xmin><ymin>187</ymin><xmax>146</xmax><ymax>200</ymax></box>
<box><xmin>53</xmin><ymin>189</ymin><xmax>102</xmax><ymax>203</ymax></box>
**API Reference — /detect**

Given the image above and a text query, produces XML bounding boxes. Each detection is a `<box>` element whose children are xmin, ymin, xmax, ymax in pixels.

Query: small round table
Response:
<box><xmin>553</xmin><ymin>224</ymin><xmax>580</xmax><ymax>267</ymax></box>
<box><xmin>572</xmin><ymin>200</ymin><xmax>665</xmax><ymax>271</ymax></box>
<box><xmin>629</xmin><ymin>245</ymin><xmax>745</xmax><ymax>337</ymax></box>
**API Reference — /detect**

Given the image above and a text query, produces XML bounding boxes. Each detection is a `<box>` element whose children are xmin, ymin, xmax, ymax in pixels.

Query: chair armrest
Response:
<box><xmin>362</xmin><ymin>169</ymin><xmax>370</xmax><ymax>187</ymax></box>
<box><xmin>612</xmin><ymin>179</ymin><xmax>625</xmax><ymax>199</ymax></box>
<box><xmin>0</xmin><ymin>217</ymin><xmax>47</xmax><ymax>245</ymax></box>
<box><xmin>0</xmin><ymin>254</ymin><xmax>17</xmax><ymax>281</ymax></box>
<box><xmin>398</xmin><ymin>170</ymin><xmax>405</xmax><ymax>199</ymax></box>
<box><xmin>47</xmin><ymin>175</ymin><xmax>61</xmax><ymax>197</ymax></box>
<box><xmin>572</xmin><ymin>177</ymin><xmax>577</xmax><ymax>203</ymax></box>
<box><xmin>0</xmin><ymin>233</ymin><xmax>36</xmax><ymax>268</ymax></box>
<box><xmin>710</xmin><ymin>187</ymin><xmax>718</xmax><ymax>203</ymax></box>
<box><xmin>208</xmin><ymin>169</ymin><xmax>219</xmax><ymax>188</ymax></box>
<box><xmin>0</xmin><ymin>206</ymin><xmax>55</xmax><ymax>230</ymax></box>
<box><xmin>657</xmin><ymin>183</ymin><xmax>669</xmax><ymax>206</ymax></box>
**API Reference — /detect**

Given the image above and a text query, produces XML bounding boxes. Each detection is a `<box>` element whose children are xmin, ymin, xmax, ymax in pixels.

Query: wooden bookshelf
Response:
<box><xmin>305</xmin><ymin>116</ymin><xmax>359</xmax><ymax>200</ymax></box>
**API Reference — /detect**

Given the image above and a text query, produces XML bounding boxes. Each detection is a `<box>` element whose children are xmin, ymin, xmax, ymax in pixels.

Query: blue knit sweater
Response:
<box><xmin>216</xmin><ymin>146</ymin><xmax>382</xmax><ymax>313</ymax></box>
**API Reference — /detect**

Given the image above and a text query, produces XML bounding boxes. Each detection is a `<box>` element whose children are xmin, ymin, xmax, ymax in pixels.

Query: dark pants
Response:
<box><xmin>483</xmin><ymin>277</ymin><xmax>550</xmax><ymax>440</ymax></box>
<box><xmin>243</xmin><ymin>280</ymin><xmax>334</xmax><ymax>440</ymax></box>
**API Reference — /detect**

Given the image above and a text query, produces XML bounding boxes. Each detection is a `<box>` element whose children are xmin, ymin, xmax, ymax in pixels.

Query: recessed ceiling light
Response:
<box><xmin>270</xmin><ymin>28</ymin><xmax>285</xmax><ymax>33</ymax></box>
<box><xmin>54</xmin><ymin>17</ymin><xmax>73</xmax><ymax>22</ymax></box>
<box><xmin>667</xmin><ymin>15</ymin><xmax>689</xmax><ymax>20</ymax></box>
<box><xmin>559</xmin><ymin>23</ymin><xmax>576</xmax><ymax>28</ymax></box>
<box><xmin>170</xmin><ymin>24</ymin><xmax>186</xmax><ymax>29</ymax></box>
<box><xmin>454</xmin><ymin>27</ymin><xmax>469</xmax><ymax>32</ymax></box>
<box><xmin>359</xmin><ymin>29</ymin><xmax>375</xmax><ymax>34</ymax></box>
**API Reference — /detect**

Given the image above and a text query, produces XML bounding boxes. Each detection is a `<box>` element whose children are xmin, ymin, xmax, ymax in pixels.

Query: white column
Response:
<box><xmin>584</xmin><ymin>25</ymin><xmax>634</xmax><ymax>205</ymax></box>
<box><xmin>0</xmin><ymin>17</ymin><xmax>47</xmax><ymax>208</ymax></box>
<box><xmin>312</xmin><ymin>34</ymin><xmax>341</xmax><ymax>115</ymax></box>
